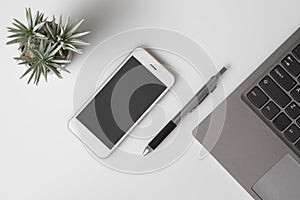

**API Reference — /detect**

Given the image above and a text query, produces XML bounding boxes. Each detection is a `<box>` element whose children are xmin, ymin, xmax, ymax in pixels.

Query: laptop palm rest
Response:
<box><xmin>252</xmin><ymin>154</ymin><xmax>300</xmax><ymax>200</ymax></box>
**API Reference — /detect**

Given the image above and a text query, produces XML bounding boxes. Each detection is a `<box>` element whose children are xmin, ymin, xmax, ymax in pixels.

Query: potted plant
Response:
<box><xmin>7</xmin><ymin>8</ymin><xmax>90</xmax><ymax>85</ymax></box>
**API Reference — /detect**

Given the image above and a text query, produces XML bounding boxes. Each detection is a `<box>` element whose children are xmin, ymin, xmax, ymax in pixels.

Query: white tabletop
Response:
<box><xmin>1</xmin><ymin>0</ymin><xmax>300</xmax><ymax>199</ymax></box>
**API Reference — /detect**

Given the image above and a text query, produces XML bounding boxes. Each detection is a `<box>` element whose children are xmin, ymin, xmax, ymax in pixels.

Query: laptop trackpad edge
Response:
<box><xmin>252</xmin><ymin>154</ymin><xmax>300</xmax><ymax>200</ymax></box>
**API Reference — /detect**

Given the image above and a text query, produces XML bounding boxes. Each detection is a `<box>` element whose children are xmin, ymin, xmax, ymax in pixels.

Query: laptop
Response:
<box><xmin>193</xmin><ymin>27</ymin><xmax>300</xmax><ymax>200</ymax></box>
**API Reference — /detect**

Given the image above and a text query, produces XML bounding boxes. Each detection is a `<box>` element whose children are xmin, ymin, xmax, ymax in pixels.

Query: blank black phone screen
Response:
<box><xmin>77</xmin><ymin>56</ymin><xmax>167</xmax><ymax>149</ymax></box>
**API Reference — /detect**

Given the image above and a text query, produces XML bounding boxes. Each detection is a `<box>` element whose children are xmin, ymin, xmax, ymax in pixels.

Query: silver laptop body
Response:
<box><xmin>193</xmin><ymin>27</ymin><xmax>300</xmax><ymax>200</ymax></box>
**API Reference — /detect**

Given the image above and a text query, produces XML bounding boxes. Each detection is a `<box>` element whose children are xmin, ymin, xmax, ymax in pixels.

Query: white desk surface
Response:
<box><xmin>1</xmin><ymin>0</ymin><xmax>300</xmax><ymax>199</ymax></box>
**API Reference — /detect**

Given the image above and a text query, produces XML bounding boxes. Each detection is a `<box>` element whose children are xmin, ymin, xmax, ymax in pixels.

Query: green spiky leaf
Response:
<box><xmin>7</xmin><ymin>8</ymin><xmax>46</xmax><ymax>46</ymax></box>
<box><xmin>7</xmin><ymin>8</ymin><xmax>90</xmax><ymax>85</ymax></box>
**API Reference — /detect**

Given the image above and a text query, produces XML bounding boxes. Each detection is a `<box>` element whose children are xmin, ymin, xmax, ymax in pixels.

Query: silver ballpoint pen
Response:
<box><xmin>142</xmin><ymin>67</ymin><xmax>227</xmax><ymax>156</ymax></box>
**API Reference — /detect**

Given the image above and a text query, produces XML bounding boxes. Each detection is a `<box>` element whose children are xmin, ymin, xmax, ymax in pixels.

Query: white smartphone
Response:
<box><xmin>68</xmin><ymin>48</ymin><xmax>175</xmax><ymax>158</ymax></box>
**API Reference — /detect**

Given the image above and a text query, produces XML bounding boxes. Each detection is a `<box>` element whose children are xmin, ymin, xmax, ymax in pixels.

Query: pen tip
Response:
<box><xmin>142</xmin><ymin>146</ymin><xmax>153</xmax><ymax>157</ymax></box>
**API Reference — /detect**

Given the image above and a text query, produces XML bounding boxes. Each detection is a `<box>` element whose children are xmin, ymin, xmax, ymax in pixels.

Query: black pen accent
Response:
<box><xmin>142</xmin><ymin>67</ymin><xmax>227</xmax><ymax>156</ymax></box>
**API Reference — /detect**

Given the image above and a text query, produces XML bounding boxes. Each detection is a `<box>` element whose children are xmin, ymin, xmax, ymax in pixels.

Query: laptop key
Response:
<box><xmin>291</xmin><ymin>85</ymin><xmax>300</xmax><ymax>103</ymax></box>
<box><xmin>262</xmin><ymin>101</ymin><xmax>280</xmax><ymax>120</ymax></box>
<box><xmin>259</xmin><ymin>76</ymin><xmax>291</xmax><ymax>108</ymax></box>
<box><xmin>282</xmin><ymin>54</ymin><xmax>300</xmax><ymax>77</ymax></box>
<box><xmin>270</xmin><ymin>65</ymin><xmax>296</xmax><ymax>91</ymax></box>
<box><xmin>284</xmin><ymin>124</ymin><xmax>300</xmax><ymax>143</ymax></box>
<box><xmin>295</xmin><ymin>140</ymin><xmax>300</xmax><ymax>151</ymax></box>
<box><xmin>247</xmin><ymin>86</ymin><xmax>269</xmax><ymax>108</ymax></box>
<box><xmin>285</xmin><ymin>102</ymin><xmax>300</xmax><ymax>119</ymax></box>
<box><xmin>273</xmin><ymin>113</ymin><xmax>291</xmax><ymax>131</ymax></box>
<box><xmin>297</xmin><ymin>118</ymin><xmax>300</xmax><ymax>127</ymax></box>
<box><xmin>293</xmin><ymin>44</ymin><xmax>300</xmax><ymax>60</ymax></box>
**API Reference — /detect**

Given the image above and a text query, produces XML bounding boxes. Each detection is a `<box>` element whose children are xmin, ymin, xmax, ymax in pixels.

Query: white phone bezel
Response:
<box><xmin>68</xmin><ymin>48</ymin><xmax>175</xmax><ymax>158</ymax></box>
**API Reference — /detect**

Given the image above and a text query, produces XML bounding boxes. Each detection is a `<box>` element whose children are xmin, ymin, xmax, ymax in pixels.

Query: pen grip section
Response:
<box><xmin>149</xmin><ymin>121</ymin><xmax>177</xmax><ymax>149</ymax></box>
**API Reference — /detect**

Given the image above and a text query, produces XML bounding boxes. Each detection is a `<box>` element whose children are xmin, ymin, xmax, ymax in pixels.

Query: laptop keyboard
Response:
<box><xmin>246</xmin><ymin>43</ymin><xmax>300</xmax><ymax>154</ymax></box>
